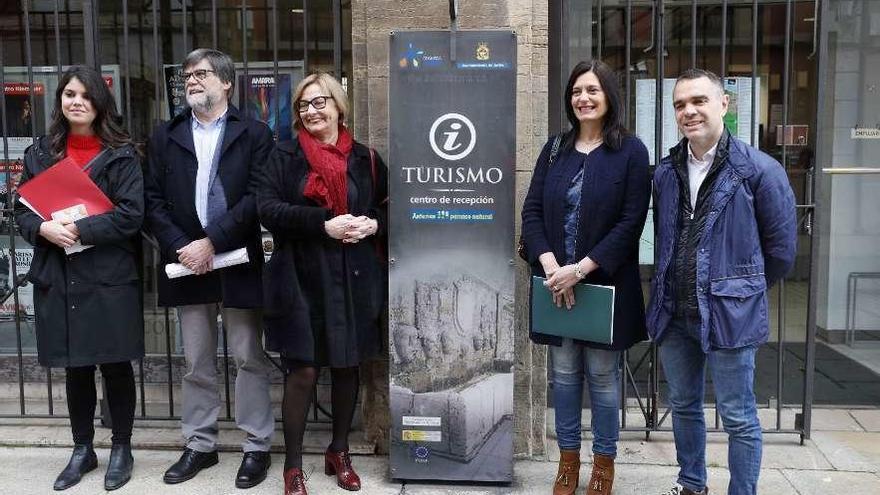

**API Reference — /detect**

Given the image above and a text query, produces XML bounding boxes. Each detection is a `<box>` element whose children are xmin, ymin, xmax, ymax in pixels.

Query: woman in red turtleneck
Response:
<box><xmin>14</xmin><ymin>65</ymin><xmax>144</xmax><ymax>492</ymax></box>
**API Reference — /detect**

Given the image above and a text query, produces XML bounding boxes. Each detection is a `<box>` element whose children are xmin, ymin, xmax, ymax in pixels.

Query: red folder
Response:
<box><xmin>18</xmin><ymin>157</ymin><xmax>113</xmax><ymax>219</ymax></box>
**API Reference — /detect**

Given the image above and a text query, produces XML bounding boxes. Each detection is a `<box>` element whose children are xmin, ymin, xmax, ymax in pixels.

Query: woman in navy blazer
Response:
<box><xmin>521</xmin><ymin>60</ymin><xmax>650</xmax><ymax>495</ymax></box>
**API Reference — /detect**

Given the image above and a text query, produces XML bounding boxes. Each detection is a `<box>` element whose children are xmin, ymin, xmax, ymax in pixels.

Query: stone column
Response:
<box><xmin>351</xmin><ymin>0</ymin><xmax>548</xmax><ymax>458</ymax></box>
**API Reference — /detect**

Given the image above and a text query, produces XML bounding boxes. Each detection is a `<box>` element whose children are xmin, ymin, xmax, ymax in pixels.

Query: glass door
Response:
<box><xmin>806</xmin><ymin>0</ymin><xmax>880</xmax><ymax>431</ymax></box>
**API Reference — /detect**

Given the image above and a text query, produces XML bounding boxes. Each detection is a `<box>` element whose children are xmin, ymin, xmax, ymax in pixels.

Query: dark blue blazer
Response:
<box><xmin>143</xmin><ymin>105</ymin><xmax>274</xmax><ymax>308</ymax></box>
<box><xmin>521</xmin><ymin>134</ymin><xmax>651</xmax><ymax>350</ymax></box>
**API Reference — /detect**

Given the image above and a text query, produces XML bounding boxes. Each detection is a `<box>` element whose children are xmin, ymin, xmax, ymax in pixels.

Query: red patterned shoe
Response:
<box><xmin>283</xmin><ymin>467</ymin><xmax>307</xmax><ymax>495</ymax></box>
<box><xmin>324</xmin><ymin>449</ymin><xmax>361</xmax><ymax>491</ymax></box>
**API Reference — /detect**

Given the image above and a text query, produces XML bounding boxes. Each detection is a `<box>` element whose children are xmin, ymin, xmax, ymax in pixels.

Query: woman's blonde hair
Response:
<box><xmin>292</xmin><ymin>72</ymin><xmax>349</xmax><ymax>130</ymax></box>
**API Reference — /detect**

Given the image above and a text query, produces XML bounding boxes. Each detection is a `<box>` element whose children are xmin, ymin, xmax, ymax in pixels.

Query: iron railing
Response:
<box><xmin>549</xmin><ymin>0</ymin><xmax>820</xmax><ymax>444</ymax></box>
<box><xmin>0</xmin><ymin>0</ymin><xmax>348</xmax><ymax>425</ymax></box>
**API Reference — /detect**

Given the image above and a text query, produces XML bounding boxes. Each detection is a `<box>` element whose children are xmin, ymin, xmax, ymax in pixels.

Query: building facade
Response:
<box><xmin>1</xmin><ymin>0</ymin><xmax>878</xmax><ymax>458</ymax></box>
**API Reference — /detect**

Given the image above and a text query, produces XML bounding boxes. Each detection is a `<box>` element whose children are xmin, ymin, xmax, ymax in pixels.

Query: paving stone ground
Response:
<box><xmin>1</xmin><ymin>408</ymin><xmax>878</xmax><ymax>494</ymax></box>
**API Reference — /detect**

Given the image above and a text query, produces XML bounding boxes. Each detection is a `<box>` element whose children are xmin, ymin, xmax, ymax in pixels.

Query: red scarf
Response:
<box><xmin>300</xmin><ymin>126</ymin><xmax>353</xmax><ymax>216</ymax></box>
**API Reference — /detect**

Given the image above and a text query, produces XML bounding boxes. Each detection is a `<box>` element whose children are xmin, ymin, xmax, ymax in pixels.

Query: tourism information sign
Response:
<box><xmin>388</xmin><ymin>30</ymin><xmax>516</xmax><ymax>482</ymax></box>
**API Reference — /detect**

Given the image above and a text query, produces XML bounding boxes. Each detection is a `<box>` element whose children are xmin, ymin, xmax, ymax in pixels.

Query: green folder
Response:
<box><xmin>530</xmin><ymin>276</ymin><xmax>615</xmax><ymax>345</ymax></box>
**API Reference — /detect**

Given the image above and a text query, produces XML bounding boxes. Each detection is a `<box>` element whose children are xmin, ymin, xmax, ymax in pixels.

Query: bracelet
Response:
<box><xmin>574</xmin><ymin>261</ymin><xmax>585</xmax><ymax>279</ymax></box>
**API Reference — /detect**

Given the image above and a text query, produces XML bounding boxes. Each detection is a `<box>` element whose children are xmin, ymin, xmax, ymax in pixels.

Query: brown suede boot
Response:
<box><xmin>586</xmin><ymin>453</ymin><xmax>615</xmax><ymax>495</ymax></box>
<box><xmin>553</xmin><ymin>449</ymin><xmax>581</xmax><ymax>495</ymax></box>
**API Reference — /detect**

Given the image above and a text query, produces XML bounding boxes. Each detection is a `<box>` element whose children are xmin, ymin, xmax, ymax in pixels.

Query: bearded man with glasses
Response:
<box><xmin>144</xmin><ymin>48</ymin><xmax>275</xmax><ymax>490</ymax></box>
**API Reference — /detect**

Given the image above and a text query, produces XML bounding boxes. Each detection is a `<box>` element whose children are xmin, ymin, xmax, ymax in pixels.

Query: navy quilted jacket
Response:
<box><xmin>647</xmin><ymin>135</ymin><xmax>797</xmax><ymax>350</ymax></box>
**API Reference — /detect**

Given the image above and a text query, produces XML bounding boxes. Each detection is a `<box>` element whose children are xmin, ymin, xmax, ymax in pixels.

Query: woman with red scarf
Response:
<box><xmin>257</xmin><ymin>72</ymin><xmax>387</xmax><ymax>495</ymax></box>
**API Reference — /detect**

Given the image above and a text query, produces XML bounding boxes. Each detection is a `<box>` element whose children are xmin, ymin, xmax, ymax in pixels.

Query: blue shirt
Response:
<box><xmin>192</xmin><ymin>109</ymin><xmax>227</xmax><ymax>227</ymax></box>
<box><xmin>563</xmin><ymin>154</ymin><xmax>586</xmax><ymax>263</ymax></box>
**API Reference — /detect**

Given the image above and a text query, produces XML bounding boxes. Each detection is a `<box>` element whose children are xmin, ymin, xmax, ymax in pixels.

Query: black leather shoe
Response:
<box><xmin>162</xmin><ymin>448</ymin><xmax>218</xmax><ymax>484</ymax></box>
<box><xmin>54</xmin><ymin>444</ymin><xmax>98</xmax><ymax>491</ymax></box>
<box><xmin>104</xmin><ymin>443</ymin><xmax>134</xmax><ymax>491</ymax></box>
<box><xmin>235</xmin><ymin>451</ymin><xmax>272</xmax><ymax>489</ymax></box>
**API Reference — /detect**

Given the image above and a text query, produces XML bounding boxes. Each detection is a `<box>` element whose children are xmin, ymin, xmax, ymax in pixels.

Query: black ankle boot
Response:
<box><xmin>104</xmin><ymin>444</ymin><xmax>133</xmax><ymax>491</ymax></box>
<box><xmin>54</xmin><ymin>444</ymin><xmax>98</xmax><ymax>491</ymax></box>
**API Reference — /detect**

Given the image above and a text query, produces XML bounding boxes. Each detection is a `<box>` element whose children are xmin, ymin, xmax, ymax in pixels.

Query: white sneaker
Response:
<box><xmin>660</xmin><ymin>484</ymin><xmax>708</xmax><ymax>495</ymax></box>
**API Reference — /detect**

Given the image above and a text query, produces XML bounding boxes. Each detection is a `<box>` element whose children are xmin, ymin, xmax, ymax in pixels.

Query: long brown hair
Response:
<box><xmin>48</xmin><ymin>65</ymin><xmax>132</xmax><ymax>159</ymax></box>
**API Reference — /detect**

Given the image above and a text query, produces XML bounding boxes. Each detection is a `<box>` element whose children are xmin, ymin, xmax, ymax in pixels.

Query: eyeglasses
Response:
<box><xmin>181</xmin><ymin>69</ymin><xmax>216</xmax><ymax>82</ymax></box>
<box><xmin>296</xmin><ymin>95</ymin><xmax>333</xmax><ymax>113</ymax></box>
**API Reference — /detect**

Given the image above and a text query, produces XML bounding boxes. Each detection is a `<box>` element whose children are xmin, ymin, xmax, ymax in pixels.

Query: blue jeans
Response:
<box><xmin>658</xmin><ymin>318</ymin><xmax>762</xmax><ymax>495</ymax></box>
<box><xmin>550</xmin><ymin>339</ymin><xmax>622</xmax><ymax>456</ymax></box>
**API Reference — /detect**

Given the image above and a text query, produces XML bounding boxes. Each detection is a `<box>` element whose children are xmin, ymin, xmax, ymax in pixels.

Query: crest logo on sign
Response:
<box><xmin>475</xmin><ymin>42</ymin><xmax>490</xmax><ymax>61</ymax></box>
<box><xmin>429</xmin><ymin>113</ymin><xmax>476</xmax><ymax>161</ymax></box>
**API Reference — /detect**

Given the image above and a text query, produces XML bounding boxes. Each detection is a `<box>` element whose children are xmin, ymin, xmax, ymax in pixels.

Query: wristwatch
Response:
<box><xmin>574</xmin><ymin>261</ymin><xmax>585</xmax><ymax>280</ymax></box>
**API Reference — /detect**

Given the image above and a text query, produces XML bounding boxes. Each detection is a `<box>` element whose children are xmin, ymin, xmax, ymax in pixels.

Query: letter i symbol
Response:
<box><xmin>443</xmin><ymin>123</ymin><xmax>462</xmax><ymax>152</ymax></box>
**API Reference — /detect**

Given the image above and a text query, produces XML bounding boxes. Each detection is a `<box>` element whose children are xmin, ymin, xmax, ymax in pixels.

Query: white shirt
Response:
<box><xmin>192</xmin><ymin>110</ymin><xmax>227</xmax><ymax>227</ymax></box>
<box><xmin>686</xmin><ymin>141</ymin><xmax>718</xmax><ymax>211</ymax></box>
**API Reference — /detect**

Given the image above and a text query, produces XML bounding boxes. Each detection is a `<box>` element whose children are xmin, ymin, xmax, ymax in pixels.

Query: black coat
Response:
<box><xmin>144</xmin><ymin>106</ymin><xmax>273</xmax><ymax>308</ymax></box>
<box><xmin>521</xmin><ymin>135</ymin><xmax>651</xmax><ymax>351</ymax></box>
<box><xmin>257</xmin><ymin>138</ymin><xmax>387</xmax><ymax>367</ymax></box>
<box><xmin>15</xmin><ymin>137</ymin><xmax>145</xmax><ymax>367</ymax></box>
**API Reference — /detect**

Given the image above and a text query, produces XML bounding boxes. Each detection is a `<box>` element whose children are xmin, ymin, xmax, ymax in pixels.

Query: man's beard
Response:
<box><xmin>187</xmin><ymin>92</ymin><xmax>218</xmax><ymax>114</ymax></box>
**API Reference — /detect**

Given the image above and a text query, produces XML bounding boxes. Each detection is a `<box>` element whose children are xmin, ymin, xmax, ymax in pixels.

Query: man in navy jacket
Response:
<box><xmin>648</xmin><ymin>69</ymin><xmax>796</xmax><ymax>495</ymax></box>
<box><xmin>144</xmin><ymin>49</ymin><xmax>274</xmax><ymax>489</ymax></box>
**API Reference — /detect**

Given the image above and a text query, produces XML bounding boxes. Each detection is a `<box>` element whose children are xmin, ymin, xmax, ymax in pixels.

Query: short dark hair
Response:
<box><xmin>563</xmin><ymin>59</ymin><xmax>629</xmax><ymax>151</ymax></box>
<box><xmin>675</xmin><ymin>68</ymin><xmax>725</xmax><ymax>96</ymax></box>
<box><xmin>48</xmin><ymin>65</ymin><xmax>131</xmax><ymax>159</ymax></box>
<box><xmin>183</xmin><ymin>48</ymin><xmax>235</xmax><ymax>99</ymax></box>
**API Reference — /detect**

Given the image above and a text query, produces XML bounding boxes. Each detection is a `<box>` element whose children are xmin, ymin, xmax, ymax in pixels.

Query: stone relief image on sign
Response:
<box><xmin>389</xmin><ymin>269</ymin><xmax>515</xmax><ymax>474</ymax></box>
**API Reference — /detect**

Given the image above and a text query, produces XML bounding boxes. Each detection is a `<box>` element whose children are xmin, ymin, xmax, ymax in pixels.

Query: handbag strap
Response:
<box><xmin>367</xmin><ymin>146</ymin><xmax>388</xmax><ymax>264</ymax></box>
<box><xmin>80</xmin><ymin>147</ymin><xmax>110</xmax><ymax>173</ymax></box>
<box><xmin>369</xmin><ymin>147</ymin><xmax>376</xmax><ymax>188</ymax></box>
<box><xmin>368</xmin><ymin>147</ymin><xmax>388</xmax><ymax>206</ymax></box>
<box><xmin>548</xmin><ymin>134</ymin><xmax>562</xmax><ymax>168</ymax></box>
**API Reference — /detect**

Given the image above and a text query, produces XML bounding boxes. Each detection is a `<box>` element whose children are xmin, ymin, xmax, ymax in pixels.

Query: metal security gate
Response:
<box><xmin>0</xmin><ymin>0</ymin><xmax>349</xmax><ymax>425</ymax></box>
<box><xmin>549</xmin><ymin>0</ymin><xmax>820</xmax><ymax>443</ymax></box>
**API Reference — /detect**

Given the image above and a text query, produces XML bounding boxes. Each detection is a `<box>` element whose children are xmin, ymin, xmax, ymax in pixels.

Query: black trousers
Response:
<box><xmin>65</xmin><ymin>361</ymin><xmax>136</xmax><ymax>445</ymax></box>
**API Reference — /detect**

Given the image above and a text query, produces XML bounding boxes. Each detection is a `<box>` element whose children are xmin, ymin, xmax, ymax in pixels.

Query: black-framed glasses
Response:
<box><xmin>297</xmin><ymin>95</ymin><xmax>333</xmax><ymax>113</ymax></box>
<box><xmin>181</xmin><ymin>69</ymin><xmax>216</xmax><ymax>82</ymax></box>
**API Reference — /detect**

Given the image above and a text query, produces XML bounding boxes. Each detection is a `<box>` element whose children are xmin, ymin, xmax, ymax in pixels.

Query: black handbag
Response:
<box><xmin>518</xmin><ymin>134</ymin><xmax>562</xmax><ymax>261</ymax></box>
